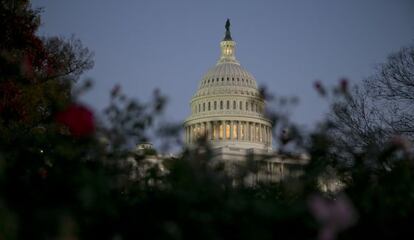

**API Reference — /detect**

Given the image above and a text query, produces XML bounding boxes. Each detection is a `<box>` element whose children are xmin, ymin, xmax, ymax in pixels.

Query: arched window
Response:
<box><xmin>214</xmin><ymin>101</ymin><xmax>217</xmax><ymax>110</ymax></box>
<box><xmin>227</xmin><ymin>100</ymin><xmax>230</xmax><ymax>109</ymax></box>
<box><xmin>239</xmin><ymin>101</ymin><xmax>242</xmax><ymax>110</ymax></box>
<box><xmin>220</xmin><ymin>101</ymin><xmax>223</xmax><ymax>110</ymax></box>
<box><xmin>233</xmin><ymin>101</ymin><xmax>236</xmax><ymax>109</ymax></box>
<box><xmin>208</xmin><ymin>102</ymin><xmax>211</xmax><ymax>111</ymax></box>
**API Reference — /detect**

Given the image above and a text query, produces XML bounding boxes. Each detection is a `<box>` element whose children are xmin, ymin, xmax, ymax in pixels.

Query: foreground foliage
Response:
<box><xmin>1</xmin><ymin>2</ymin><xmax>413</xmax><ymax>240</ymax></box>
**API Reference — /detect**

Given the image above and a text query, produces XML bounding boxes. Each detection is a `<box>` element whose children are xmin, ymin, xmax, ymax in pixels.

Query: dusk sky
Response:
<box><xmin>32</xmin><ymin>0</ymin><xmax>414</xmax><ymax>128</ymax></box>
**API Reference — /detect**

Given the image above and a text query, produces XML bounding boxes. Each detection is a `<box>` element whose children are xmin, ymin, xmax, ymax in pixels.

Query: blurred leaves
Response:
<box><xmin>1</xmin><ymin>1</ymin><xmax>414</xmax><ymax>240</ymax></box>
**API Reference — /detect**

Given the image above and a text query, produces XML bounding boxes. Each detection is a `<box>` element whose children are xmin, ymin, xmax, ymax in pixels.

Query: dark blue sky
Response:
<box><xmin>32</xmin><ymin>0</ymin><xmax>414</xmax><ymax>128</ymax></box>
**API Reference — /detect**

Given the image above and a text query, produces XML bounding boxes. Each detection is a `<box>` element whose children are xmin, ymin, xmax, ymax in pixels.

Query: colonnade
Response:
<box><xmin>185</xmin><ymin>120</ymin><xmax>272</xmax><ymax>145</ymax></box>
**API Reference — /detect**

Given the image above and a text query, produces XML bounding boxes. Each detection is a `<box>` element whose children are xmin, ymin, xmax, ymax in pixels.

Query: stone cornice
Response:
<box><xmin>184</xmin><ymin>114</ymin><xmax>272</xmax><ymax>126</ymax></box>
<box><xmin>190</xmin><ymin>93</ymin><xmax>263</xmax><ymax>104</ymax></box>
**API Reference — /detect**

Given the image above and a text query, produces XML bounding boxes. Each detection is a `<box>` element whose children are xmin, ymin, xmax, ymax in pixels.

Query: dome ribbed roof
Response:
<box><xmin>198</xmin><ymin>62</ymin><xmax>258</xmax><ymax>90</ymax></box>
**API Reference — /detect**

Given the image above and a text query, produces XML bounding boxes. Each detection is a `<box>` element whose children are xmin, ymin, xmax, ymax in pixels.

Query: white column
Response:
<box><xmin>249</xmin><ymin>122</ymin><xmax>252</xmax><ymax>141</ymax></box>
<box><xmin>245</xmin><ymin>122</ymin><xmax>248</xmax><ymax>141</ymax></box>
<box><xmin>237</xmin><ymin>121</ymin><xmax>241</xmax><ymax>141</ymax></box>
<box><xmin>190</xmin><ymin>125</ymin><xmax>193</xmax><ymax>143</ymax></box>
<box><xmin>251</xmin><ymin>123</ymin><xmax>254</xmax><ymax>142</ymax></box>
<box><xmin>219</xmin><ymin>121</ymin><xmax>222</xmax><ymax>140</ymax></box>
<box><xmin>268</xmin><ymin>126</ymin><xmax>271</xmax><ymax>144</ymax></box>
<box><xmin>269</xmin><ymin>126</ymin><xmax>272</xmax><ymax>145</ymax></box>
<box><xmin>261</xmin><ymin>124</ymin><xmax>264</xmax><ymax>143</ymax></box>
<box><xmin>230</xmin><ymin>121</ymin><xmax>234</xmax><ymax>140</ymax></box>
<box><xmin>246</xmin><ymin>122</ymin><xmax>249</xmax><ymax>141</ymax></box>
<box><xmin>263</xmin><ymin>125</ymin><xmax>266</xmax><ymax>144</ymax></box>
<box><xmin>208</xmin><ymin>122</ymin><xmax>212</xmax><ymax>140</ymax></box>
<box><xmin>214</xmin><ymin>121</ymin><xmax>218</xmax><ymax>140</ymax></box>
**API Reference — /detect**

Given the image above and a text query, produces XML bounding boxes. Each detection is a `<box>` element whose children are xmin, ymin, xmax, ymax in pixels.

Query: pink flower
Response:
<box><xmin>111</xmin><ymin>84</ymin><xmax>121</xmax><ymax>97</ymax></box>
<box><xmin>339</xmin><ymin>78</ymin><xmax>348</xmax><ymax>93</ymax></box>
<box><xmin>314</xmin><ymin>81</ymin><xmax>326</xmax><ymax>96</ymax></box>
<box><xmin>390</xmin><ymin>135</ymin><xmax>412</xmax><ymax>153</ymax></box>
<box><xmin>56</xmin><ymin>104</ymin><xmax>95</xmax><ymax>137</ymax></box>
<box><xmin>308</xmin><ymin>194</ymin><xmax>357</xmax><ymax>240</ymax></box>
<box><xmin>38</xmin><ymin>167</ymin><xmax>48</xmax><ymax>179</ymax></box>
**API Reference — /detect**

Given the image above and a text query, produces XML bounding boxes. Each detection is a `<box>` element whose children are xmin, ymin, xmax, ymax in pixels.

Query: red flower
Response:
<box><xmin>56</xmin><ymin>104</ymin><xmax>95</xmax><ymax>137</ymax></box>
<box><xmin>38</xmin><ymin>167</ymin><xmax>48</xmax><ymax>179</ymax></box>
<box><xmin>21</xmin><ymin>54</ymin><xmax>34</xmax><ymax>78</ymax></box>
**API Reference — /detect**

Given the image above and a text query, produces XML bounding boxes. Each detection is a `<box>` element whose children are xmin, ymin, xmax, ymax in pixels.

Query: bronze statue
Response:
<box><xmin>225</xmin><ymin>19</ymin><xmax>230</xmax><ymax>32</ymax></box>
<box><xmin>223</xmin><ymin>19</ymin><xmax>232</xmax><ymax>41</ymax></box>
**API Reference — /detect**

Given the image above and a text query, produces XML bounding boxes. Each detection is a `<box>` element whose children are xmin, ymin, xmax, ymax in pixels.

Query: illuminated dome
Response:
<box><xmin>184</xmin><ymin>20</ymin><xmax>272</xmax><ymax>151</ymax></box>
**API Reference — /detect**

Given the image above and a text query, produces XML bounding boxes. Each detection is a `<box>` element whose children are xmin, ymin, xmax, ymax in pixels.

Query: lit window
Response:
<box><xmin>226</xmin><ymin>123</ymin><xmax>230</xmax><ymax>139</ymax></box>
<box><xmin>233</xmin><ymin>123</ymin><xmax>237</xmax><ymax>139</ymax></box>
<box><xmin>219</xmin><ymin>124</ymin><xmax>224</xmax><ymax>139</ymax></box>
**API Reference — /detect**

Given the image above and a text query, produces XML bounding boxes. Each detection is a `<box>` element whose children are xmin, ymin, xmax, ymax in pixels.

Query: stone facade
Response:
<box><xmin>181</xmin><ymin>21</ymin><xmax>310</xmax><ymax>184</ymax></box>
<box><xmin>184</xmin><ymin>22</ymin><xmax>272</xmax><ymax>152</ymax></box>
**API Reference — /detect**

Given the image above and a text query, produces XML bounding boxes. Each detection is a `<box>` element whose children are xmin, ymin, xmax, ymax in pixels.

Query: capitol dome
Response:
<box><xmin>184</xmin><ymin>20</ymin><xmax>272</xmax><ymax>151</ymax></box>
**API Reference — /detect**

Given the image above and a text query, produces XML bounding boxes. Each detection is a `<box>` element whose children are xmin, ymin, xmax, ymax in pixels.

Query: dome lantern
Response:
<box><xmin>218</xmin><ymin>19</ymin><xmax>239</xmax><ymax>65</ymax></box>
